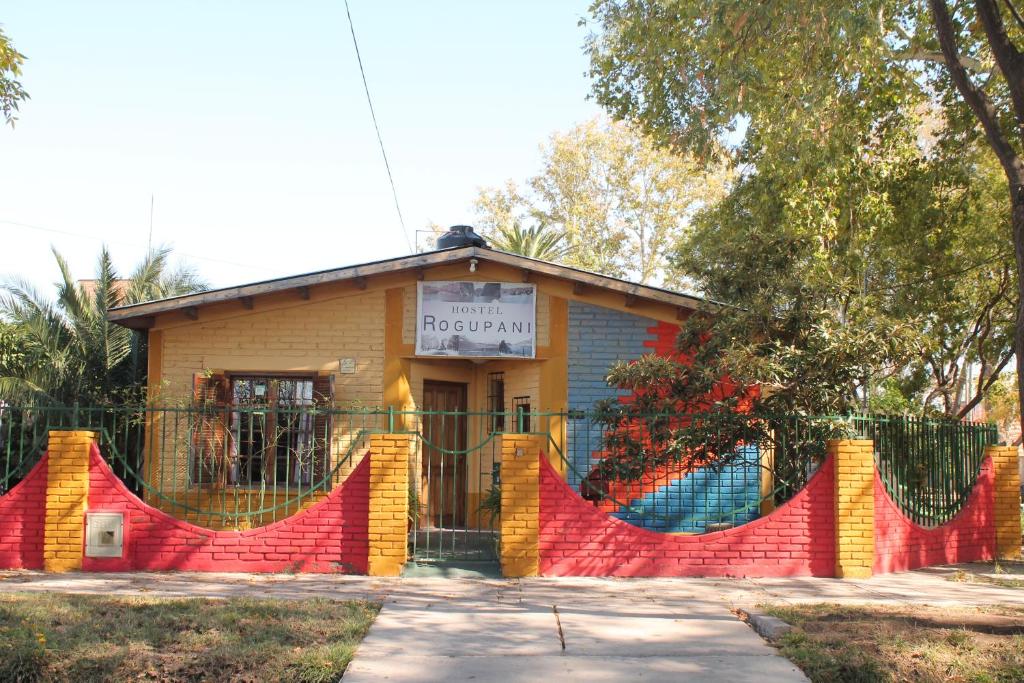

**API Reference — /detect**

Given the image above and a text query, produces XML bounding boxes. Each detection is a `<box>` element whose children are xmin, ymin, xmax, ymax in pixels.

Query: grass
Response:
<box><xmin>948</xmin><ymin>561</ymin><xmax>1024</xmax><ymax>590</ymax></box>
<box><xmin>0</xmin><ymin>592</ymin><xmax>379</xmax><ymax>683</ymax></box>
<box><xmin>950</xmin><ymin>569</ymin><xmax>1024</xmax><ymax>590</ymax></box>
<box><xmin>762</xmin><ymin>603</ymin><xmax>1024</xmax><ymax>683</ymax></box>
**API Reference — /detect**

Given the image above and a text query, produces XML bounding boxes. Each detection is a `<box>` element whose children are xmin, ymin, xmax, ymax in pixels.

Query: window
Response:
<box><xmin>512</xmin><ymin>396</ymin><xmax>531</xmax><ymax>433</ymax></box>
<box><xmin>190</xmin><ymin>373</ymin><xmax>332</xmax><ymax>488</ymax></box>
<box><xmin>230</xmin><ymin>377</ymin><xmax>317</xmax><ymax>486</ymax></box>
<box><xmin>487</xmin><ymin>372</ymin><xmax>505</xmax><ymax>433</ymax></box>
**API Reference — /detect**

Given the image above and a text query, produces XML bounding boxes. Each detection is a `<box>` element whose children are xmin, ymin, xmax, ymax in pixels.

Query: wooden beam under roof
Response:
<box><xmin>106</xmin><ymin>246</ymin><xmax>713</xmax><ymax>327</ymax></box>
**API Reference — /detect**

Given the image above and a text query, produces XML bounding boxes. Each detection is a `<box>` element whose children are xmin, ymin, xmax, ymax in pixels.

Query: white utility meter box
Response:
<box><xmin>85</xmin><ymin>512</ymin><xmax>124</xmax><ymax>558</ymax></box>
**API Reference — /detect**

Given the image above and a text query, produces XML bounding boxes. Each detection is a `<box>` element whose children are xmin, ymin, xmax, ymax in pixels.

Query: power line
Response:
<box><xmin>344</xmin><ymin>0</ymin><xmax>413</xmax><ymax>254</ymax></box>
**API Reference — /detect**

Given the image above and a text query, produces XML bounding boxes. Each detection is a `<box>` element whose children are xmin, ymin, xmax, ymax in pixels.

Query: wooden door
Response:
<box><xmin>421</xmin><ymin>381</ymin><xmax>468</xmax><ymax>528</ymax></box>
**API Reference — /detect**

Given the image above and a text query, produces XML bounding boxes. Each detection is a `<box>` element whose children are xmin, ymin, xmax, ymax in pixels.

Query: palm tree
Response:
<box><xmin>0</xmin><ymin>246</ymin><xmax>206</xmax><ymax>405</ymax></box>
<box><xmin>487</xmin><ymin>222</ymin><xmax>568</xmax><ymax>262</ymax></box>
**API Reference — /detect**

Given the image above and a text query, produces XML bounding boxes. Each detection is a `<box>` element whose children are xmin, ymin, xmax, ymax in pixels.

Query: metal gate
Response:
<box><xmin>409</xmin><ymin>385</ymin><xmax>501</xmax><ymax>564</ymax></box>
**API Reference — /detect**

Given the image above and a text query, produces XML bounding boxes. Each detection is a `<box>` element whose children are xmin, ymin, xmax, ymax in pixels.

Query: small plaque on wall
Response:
<box><xmin>85</xmin><ymin>512</ymin><xmax>124</xmax><ymax>558</ymax></box>
<box><xmin>339</xmin><ymin>358</ymin><xmax>357</xmax><ymax>374</ymax></box>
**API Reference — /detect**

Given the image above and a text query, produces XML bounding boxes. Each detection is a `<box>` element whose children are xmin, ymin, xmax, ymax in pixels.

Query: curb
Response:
<box><xmin>735</xmin><ymin>607</ymin><xmax>793</xmax><ymax>641</ymax></box>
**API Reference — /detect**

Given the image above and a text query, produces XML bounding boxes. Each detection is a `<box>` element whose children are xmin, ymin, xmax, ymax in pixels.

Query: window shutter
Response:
<box><xmin>191</xmin><ymin>372</ymin><xmax>229</xmax><ymax>486</ymax></box>
<box><xmin>312</xmin><ymin>373</ymin><xmax>334</xmax><ymax>484</ymax></box>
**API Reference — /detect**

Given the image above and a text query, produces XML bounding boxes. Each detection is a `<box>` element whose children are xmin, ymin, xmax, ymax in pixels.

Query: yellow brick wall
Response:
<box><xmin>44</xmin><ymin>431</ymin><xmax>95</xmax><ymax>572</ymax></box>
<box><xmin>988</xmin><ymin>445</ymin><xmax>1022</xmax><ymax>560</ymax></box>
<box><xmin>832</xmin><ymin>439</ymin><xmax>875</xmax><ymax>579</ymax></box>
<box><xmin>160</xmin><ymin>288</ymin><xmax>385</xmax><ymax>401</ymax></box>
<box><xmin>402</xmin><ymin>284</ymin><xmax>416</xmax><ymax>345</ymax></box>
<box><xmin>368</xmin><ymin>434</ymin><xmax>410</xmax><ymax>576</ymax></box>
<box><xmin>500</xmin><ymin>434</ymin><xmax>542</xmax><ymax>577</ymax></box>
<box><xmin>505</xmin><ymin>362</ymin><xmax>541</xmax><ymax>421</ymax></box>
<box><xmin>149</xmin><ymin>289</ymin><xmax>386</xmax><ymax>497</ymax></box>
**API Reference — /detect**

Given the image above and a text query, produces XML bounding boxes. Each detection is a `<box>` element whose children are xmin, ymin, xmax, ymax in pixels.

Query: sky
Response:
<box><xmin>0</xmin><ymin>0</ymin><xmax>601</xmax><ymax>293</ymax></box>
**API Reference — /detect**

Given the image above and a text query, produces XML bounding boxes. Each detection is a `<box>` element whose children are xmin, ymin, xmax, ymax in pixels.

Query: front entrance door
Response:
<box><xmin>421</xmin><ymin>381</ymin><xmax>468</xmax><ymax>528</ymax></box>
<box><xmin>411</xmin><ymin>380</ymin><xmax>498</xmax><ymax>564</ymax></box>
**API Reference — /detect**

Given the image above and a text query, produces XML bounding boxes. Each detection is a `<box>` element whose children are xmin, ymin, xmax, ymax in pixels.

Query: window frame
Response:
<box><xmin>226</xmin><ymin>373</ymin><xmax>319</xmax><ymax>488</ymax></box>
<box><xmin>487</xmin><ymin>371</ymin><xmax>506</xmax><ymax>434</ymax></box>
<box><xmin>187</xmin><ymin>372</ymin><xmax>332</xmax><ymax>490</ymax></box>
<box><xmin>512</xmin><ymin>395</ymin><xmax>531</xmax><ymax>433</ymax></box>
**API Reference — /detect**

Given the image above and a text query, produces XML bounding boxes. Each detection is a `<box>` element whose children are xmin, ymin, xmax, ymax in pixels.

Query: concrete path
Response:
<box><xmin>3</xmin><ymin>562</ymin><xmax>1023</xmax><ymax>681</ymax></box>
<box><xmin>2</xmin><ymin>561</ymin><xmax>1022</xmax><ymax>607</ymax></box>
<box><xmin>343</xmin><ymin>578</ymin><xmax>807</xmax><ymax>682</ymax></box>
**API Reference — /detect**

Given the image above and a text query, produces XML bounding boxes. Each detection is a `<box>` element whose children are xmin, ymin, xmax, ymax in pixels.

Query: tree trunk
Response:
<box><xmin>1013</xmin><ymin>185</ymin><xmax>1024</xmax><ymax>442</ymax></box>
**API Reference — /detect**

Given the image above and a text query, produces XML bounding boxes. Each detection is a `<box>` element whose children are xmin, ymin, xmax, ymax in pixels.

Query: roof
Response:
<box><xmin>78</xmin><ymin>279</ymin><xmax>130</xmax><ymax>300</ymax></box>
<box><xmin>106</xmin><ymin>246</ymin><xmax>713</xmax><ymax>328</ymax></box>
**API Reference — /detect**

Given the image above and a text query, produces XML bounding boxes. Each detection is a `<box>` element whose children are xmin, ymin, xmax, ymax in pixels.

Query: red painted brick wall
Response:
<box><xmin>0</xmin><ymin>455</ymin><xmax>47</xmax><ymax>570</ymax></box>
<box><xmin>642</xmin><ymin>320</ymin><xmax>682</xmax><ymax>356</ymax></box>
<box><xmin>872</xmin><ymin>458</ymin><xmax>995</xmax><ymax>574</ymax></box>
<box><xmin>588</xmin><ymin>321</ymin><xmax>756</xmax><ymax>511</ymax></box>
<box><xmin>83</xmin><ymin>443</ymin><xmax>370</xmax><ymax>574</ymax></box>
<box><xmin>540</xmin><ymin>455</ymin><xmax>836</xmax><ymax>577</ymax></box>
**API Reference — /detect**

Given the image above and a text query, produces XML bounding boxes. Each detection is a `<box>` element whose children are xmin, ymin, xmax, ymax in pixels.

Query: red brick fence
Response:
<box><xmin>525</xmin><ymin>438</ymin><xmax>1021</xmax><ymax>578</ymax></box>
<box><xmin>0</xmin><ymin>431</ymin><xmax>1019</xmax><ymax>578</ymax></box>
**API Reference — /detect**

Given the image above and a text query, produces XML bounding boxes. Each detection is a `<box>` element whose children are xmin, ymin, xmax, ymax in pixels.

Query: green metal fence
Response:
<box><xmin>548</xmin><ymin>412</ymin><xmax>842</xmax><ymax>534</ymax></box>
<box><xmin>0</xmin><ymin>405</ymin><xmax>999</xmax><ymax>534</ymax></box>
<box><xmin>0</xmin><ymin>404</ymin><xmax>385</xmax><ymax>529</ymax></box>
<box><xmin>858</xmin><ymin>415</ymin><xmax>998</xmax><ymax>526</ymax></box>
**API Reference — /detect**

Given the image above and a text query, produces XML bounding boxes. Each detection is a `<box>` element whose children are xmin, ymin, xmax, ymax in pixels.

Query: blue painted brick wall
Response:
<box><xmin>566</xmin><ymin>301</ymin><xmax>653</xmax><ymax>488</ymax></box>
<box><xmin>610</xmin><ymin>446</ymin><xmax>761</xmax><ymax>533</ymax></box>
<box><xmin>565</xmin><ymin>301</ymin><xmax>762</xmax><ymax>533</ymax></box>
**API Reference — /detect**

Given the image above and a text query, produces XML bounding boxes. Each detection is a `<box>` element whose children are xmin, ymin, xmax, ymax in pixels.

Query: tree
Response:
<box><xmin>588</xmin><ymin>135</ymin><xmax>1010</xmax><ymax>488</ymax></box>
<box><xmin>664</xmin><ymin>133</ymin><xmax>1013</xmax><ymax>419</ymax></box>
<box><xmin>474</xmin><ymin>117</ymin><xmax>731</xmax><ymax>285</ymax></box>
<box><xmin>0</xmin><ymin>246</ymin><xmax>206</xmax><ymax>405</ymax></box>
<box><xmin>486</xmin><ymin>221</ymin><xmax>568</xmax><ymax>261</ymax></box>
<box><xmin>880</xmin><ymin>143</ymin><xmax>1015</xmax><ymax>416</ymax></box>
<box><xmin>665</xmin><ymin>172</ymin><xmax>921</xmax><ymax>418</ymax></box>
<box><xmin>586</xmin><ymin>0</ymin><xmax>1023</xmax><ymax>422</ymax></box>
<box><xmin>0</xmin><ymin>321</ymin><xmax>26</xmax><ymax>384</ymax></box>
<box><xmin>473</xmin><ymin>183</ymin><xmax>568</xmax><ymax>260</ymax></box>
<box><xmin>0</xmin><ymin>26</ymin><xmax>28</xmax><ymax>126</ymax></box>
<box><xmin>984</xmin><ymin>371</ymin><xmax>1021</xmax><ymax>443</ymax></box>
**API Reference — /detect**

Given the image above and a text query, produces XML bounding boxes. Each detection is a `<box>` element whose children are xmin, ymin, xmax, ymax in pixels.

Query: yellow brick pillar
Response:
<box><xmin>832</xmin><ymin>439</ymin><xmax>875</xmax><ymax>579</ymax></box>
<box><xmin>500</xmin><ymin>434</ymin><xmax>543</xmax><ymax>577</ymax></box>
<box><xmin>988</xmin><ymin>445</ymin><xmax>1022</xmax><ymax>560</ymax></box>
<box><xmin>367</xmin><ymin>433</ymin><xmax>410</xmax><ymax>576</ymax></box>
<box><xmin>44</xmin><ymin>430</ymin><xmax>95</xmax><ymax>572</ymax></box>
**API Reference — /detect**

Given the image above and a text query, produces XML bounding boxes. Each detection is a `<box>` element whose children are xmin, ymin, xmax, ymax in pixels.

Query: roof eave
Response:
<box><xmin>107</xmin><ymin>246</ymin><xmax>714</xmax><ymax>327</ymax></box>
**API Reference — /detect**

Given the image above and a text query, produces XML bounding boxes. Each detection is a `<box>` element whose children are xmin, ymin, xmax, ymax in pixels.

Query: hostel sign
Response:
<box><xmin>416</xmin><ymin>281</ymin><xmax>536</xmax><ymax>358</ymax></box>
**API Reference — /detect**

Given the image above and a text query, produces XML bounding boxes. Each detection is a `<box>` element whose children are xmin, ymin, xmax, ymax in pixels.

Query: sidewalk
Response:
<box><xmin>2</xmin><ymin>563</ymin><xmax>1022</xmax><ymax>682</ymax></box>
<box><xmin>343</xmin><ymin>577</ymin><xmax>806</xmax><ymax>682</ymax></box>
<box><xmin>2</xmin><ymin>562</ymin><xmax>1021</xmax><ymax>607</ymax></box>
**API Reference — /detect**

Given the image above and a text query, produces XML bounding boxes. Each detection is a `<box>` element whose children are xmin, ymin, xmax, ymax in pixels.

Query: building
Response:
<box><xmin>108</xmin><ymin>242</ymin><xmax>707</xmax><ymax>416</ymax></box>
<box><xmin>1</xmin><ymin>234</ymin><xmax>1013</xmax><ymax>578</ymax></box>
<box><xmin>107</xmin><ymin>238</ymin><xmax>763</xmax><ymax>555</ymax></box>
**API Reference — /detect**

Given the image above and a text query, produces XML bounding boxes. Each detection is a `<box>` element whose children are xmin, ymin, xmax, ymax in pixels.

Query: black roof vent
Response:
<box><xmin>436</xmin><ymin>224</ymin><xmax>487</xmax><ymax>250</ymax></box>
